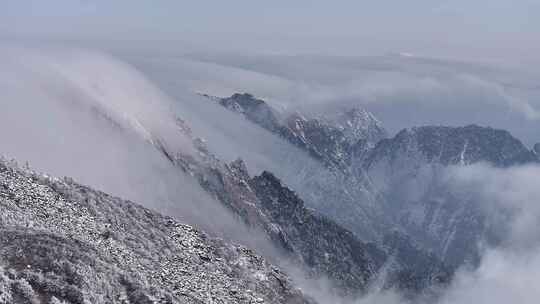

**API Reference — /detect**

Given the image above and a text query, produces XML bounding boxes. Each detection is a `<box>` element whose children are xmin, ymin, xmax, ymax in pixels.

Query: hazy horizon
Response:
<box><xmin>1</xmin><ymin>0</ymin><xmax>539</xmax><ymax>66</ymax></box>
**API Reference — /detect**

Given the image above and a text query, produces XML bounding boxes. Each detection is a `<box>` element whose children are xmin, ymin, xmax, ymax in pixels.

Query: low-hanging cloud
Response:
<box><xmin>434</xmin><ymin>164</ymin><xmax>540</xmax><ymax>304</ymax></box>
<box><xmin>0</xmin><ymin>45</ymin><xmax>281</xmax><ymax>251</ymax></box>
<box><xmin>167</xmin><ymin>53</ymin><xmax>540</xmax><ymax>146</ymax></box>
<box><xmin>335</xmin><ymin>163</ymin><xmax>540</xmax><ymax>304</ymax></box>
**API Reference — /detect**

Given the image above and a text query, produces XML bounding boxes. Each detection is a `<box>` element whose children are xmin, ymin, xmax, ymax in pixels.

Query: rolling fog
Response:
<box><xmin>0</xmin><ymin>45</ymin><xmax>280</xmax><ymax>251</ymax></box>
<box><xmin>423</xmin><ymin>164</ymin><xmax>540</xmax><ymax>304</ymax></box>
<box><xmin>146</xmin><ymin>52</ymin><xmax>540</xmax><ymax>147</ymax></box>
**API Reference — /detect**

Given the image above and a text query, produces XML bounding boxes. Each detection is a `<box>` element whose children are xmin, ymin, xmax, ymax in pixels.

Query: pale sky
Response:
<box><xmin>1</xmin><ymin>0</ymin><xmax>539</xmax><ymax>64</ymax></box>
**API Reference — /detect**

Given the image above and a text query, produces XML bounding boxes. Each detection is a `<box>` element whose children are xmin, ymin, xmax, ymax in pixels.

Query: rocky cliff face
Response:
<box><xmin>364</xmin><ymin>125</ymin><xmax>539</xmax><ymax>267</ymax></box>
<box><xmin>218</xmin><ymin>93</ymin><xmax>283</xmax><ymax>135</ymax></box>
<box><xmin>249</xmin><ymin>171</ymin><xmax>384</xmax><ymax>294</ymax></box>
<box><xmin>321</xmin><ymin>108</ymin><xmax>387</xmax><ymax>148</ymax></box>
<box><xmin>210</xmin><ymin>93</ymin><xmax>388</xmax><ymax>171</ymax></box>
<box><xmin>380</xmin><ymin>231</ymin><xmax>452</xmax><ymax>296</ymax></box>
<box><xmin>249</xmin><ymin>172</ymin><xmax>451</xmax><ymax>296</ymax></box>
<box><xmin>203</xmin><ymin>93</ymin><xmax>394</xmax><ymax>239</ymax></box>
<box><xmin>168</xmin><ymin>114</ymin><xmax>449</xmax><ymax>297</ymax></box>
<box><xmin>199</xmin><ymin>93</ymin><xmax>456</xmax><ymax>293</ymax></box>
<box><xmin>172</xmin><ymin>135</ymin><xmax>383</xmax><ymax>296</ymax></box>
<box><xmin>0</xmin><ymin>159</ymin><xmax>312</xmax><ymax>304</ymax></box>
<box><xmin>364</xmin><ymin>125</ymin><xmax>537</xmax><ymax>169</ymax></box>
<box><xmin>202</xmin><ymin>93</ymin><xmax>540</xmax><ymax>288</ymax></box>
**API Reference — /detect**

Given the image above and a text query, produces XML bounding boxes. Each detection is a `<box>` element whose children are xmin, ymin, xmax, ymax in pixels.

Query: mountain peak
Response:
<box><xmin>205</xmin><ymin>93</ymin><xmax>389</xmax><ymax>169</ymax></box>
<box><xmin>322</xmin><ymin>107</ymin><xmax>388</xmax><ymax>146</ymax></box>
<box><xmin>368</xmin><ymin>124</ymin><xmax>537</xmax><ymax>168</ymax></box>
<box><xmin>223</xmin><ymin>93</ymin><xmax>266</xmax><ymax>111</ymax></box>
<box><xmin>217</xmin><ymin>93</ymin><xmax>282</xmax><ymax>133</ymax></box>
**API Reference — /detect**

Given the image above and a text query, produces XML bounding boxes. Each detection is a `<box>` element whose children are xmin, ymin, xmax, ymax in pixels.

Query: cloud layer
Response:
<box><xmin>0</xmin><ymin>45</ymin><xmax>271</xmax><ymax>246</ymax></box>
<box><xmin>436</xmin><ymin>164</ymin><xmax>540</xmax><ymax>304</ymax></box>
<box><xmin>127</xmin><ymin>52</ymin><xmax>540</xmax><ymax>146</ymax></box>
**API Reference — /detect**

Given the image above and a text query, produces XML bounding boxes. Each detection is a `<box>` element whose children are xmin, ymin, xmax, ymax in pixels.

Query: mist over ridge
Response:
<box><xmin>0</xmin><ymin>45</ymin><xmax>278</xmax><ymax>247</ymax></box>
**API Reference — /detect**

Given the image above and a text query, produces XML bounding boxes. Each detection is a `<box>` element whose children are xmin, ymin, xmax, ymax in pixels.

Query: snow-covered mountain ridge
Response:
<box><xmin>209</xmin><ymin>93</ymin><xmax>388</xmax><ymax>171</ymax></box>
<box><xmin>203</xmin><ymin>91</ymin><xmax>540</xmax><ymax>276</ymax></box>
<box><xmin>165</xmin><ymin>114</ymin><xmax>450</xmax><ymax>297</ymax></box>
<box><xmin>0</xmin><ymin>158</ymin><xmax>312</xmax><ymax>304</ymax></box>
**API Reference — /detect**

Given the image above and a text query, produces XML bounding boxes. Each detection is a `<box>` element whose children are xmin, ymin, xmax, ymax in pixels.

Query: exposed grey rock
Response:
<box><xmin>171</xmin><ymin>123</ymin><xmax>450</xmax><ymax>297</ymax></box>
<box><xmin>195</xmin><ymin>96</ymin><xmax>539</xmax><ymax>290</ymax></box>
<box><xmin>249</xmin><ymin>171</ymin><xmax>385</xmax><ymax>294</ymax></box>
<box><xmin>534</xmin><ymin>143</ymin><xmax>540</xmax><ymax>156</ymax></box>
<box><xmin>380</xmin><ymin>231</ymin><xmax>452</xmax><ymax>296</ymax></box>
<box><xmin>198</xmin><ymin>93</ymin><xmax>454</xmax><ymax>295</ymax></box>
<box><xmin>208</xmin><ymin>93</ymin><xmax>388</xmax><ymax>171</ymax></box>
<box><xmin>0</xmin><ymin>158</ymin><xmax>313</xmax><ymax>304</ymax></box>
<box><xmin>174</xmin><ymin>143</ymin><xmax>379</xmax><ymax>295</ymax></box>
<box><xmin>321</xmin><ymin>107</ymin><xmax>387</xmax><ymax>148</ymax></box>
<box><xmin>249</xmin><ymin>172</ymin><xmax>451</xmax><ymax>296</ymax></box>
<box><xmin>279</xmin><ymin>112</ymin><xmax>359</xmax><ymax>171</ymax></box>
<box><xmin>364</xmin><ymin>125</ymin><xmax>538</xmax><ymax>267</ymax></box>
<box><xmin>218</xmin><ymin>93</ymin><xmax>282</xmax><ymax>134</ymax></box>
<box><xmin>364</xmin><ymin>125</ymin><xmax>538</xmax><ymax>169</ymax></box>
<box><xmin>201</xmin><ymin>93</ymin><xmax>394</xmax><ymax>242</ymax></box>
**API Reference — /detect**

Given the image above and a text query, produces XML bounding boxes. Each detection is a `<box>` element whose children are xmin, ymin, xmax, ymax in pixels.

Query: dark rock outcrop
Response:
<box><xmin>364</xmin><ymin>125</ymin><xmax>537</xmax><ymax>169</ymax></box>
<box><xmin>249</xmin><ymin>171</ymin><xmax>451</xmax><ymax>296</ymax></box>
<box><xmin>249</xmin><ymin>171</ymin><xmax>384</xmax><ymax>294</ymax></box>
<box><xmin>381</xmin><ymin>232</ymin><xmax>452</xmax><ymax>295</ymax></box>
<box><xmin>363</xmin><ymin>125</ymin><xmax>538</xmax><ymax>268</ymax></box>
<box><xmin>219</xmin><ymin>93</ymin><xmax>283</xmax><ymax>134</ymax></box>
<box><xmin>174</xmin><ymin>144</ymin><xmax>384</xmax><ymax>295</ymax></box>
<box><xmin>208</xmin><ymin>93</ymin><xmax>388</xmax><ymax>170</ymax></box>
<box><xmin>174</xmin><ymin>131</ymin><xmax>449</xmax><ymax>296</ymax></box>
